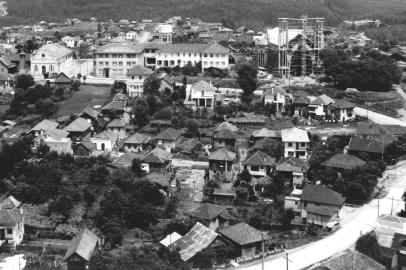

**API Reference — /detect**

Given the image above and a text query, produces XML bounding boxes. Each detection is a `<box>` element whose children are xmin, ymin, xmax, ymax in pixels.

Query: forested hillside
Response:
<box><xmin>0</xmin><ymin>0</ymin><xmax>405</xmax><ymax>27</ymax></box>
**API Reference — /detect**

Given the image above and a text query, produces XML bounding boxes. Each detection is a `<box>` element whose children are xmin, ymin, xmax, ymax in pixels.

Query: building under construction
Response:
<box><xmin>255</xmin><ymin>17</ymin><xmax>325</xmax><ymax>78</ymax></box>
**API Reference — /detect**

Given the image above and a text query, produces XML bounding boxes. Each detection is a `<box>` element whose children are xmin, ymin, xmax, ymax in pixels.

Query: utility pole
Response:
<box><xmin>391</xmin><ymin>197</ymin><xmax>394</xmax><ymax>215</ymax></box>
<box><xmin>283</xmin><ymin>252</ymin><xmax>292</xmax><ymax>270</ymax></box>
<box><xmin>378</xmin><ymin>199</ymin><xmax>380</xmax><ymax>217</ymax></box>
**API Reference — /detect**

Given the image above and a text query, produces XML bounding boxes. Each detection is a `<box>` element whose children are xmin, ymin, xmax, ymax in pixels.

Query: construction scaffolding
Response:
<box><xmin>278</xmin><ymin>17</ymin><xmax>325</xmax><ymax>78</ymax></box>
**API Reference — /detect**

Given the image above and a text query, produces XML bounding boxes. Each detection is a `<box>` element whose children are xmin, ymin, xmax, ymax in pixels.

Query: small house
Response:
<box><xmin>242</xmin><ymin>150</ymin><xmax>274</xmax><ymax>177</ymax></box>
<box><xmin>90</xmin><ymin>130</ymin><xmax>118</xmax><ymax>152</ymax></box>
<box><xmin>63</xmin><ymin>228</ymin><xmax>98</xmax><ymax>270</ymax></box>
<box><xmin>74</xmin><ymin>138</ymin><xmax>96</xmax><ymax>156</ymax></box>
<box><xmin>209</xmin><ymin>148</ymin><xmax>237</xmax><ymax>182</ymax></box>
<box><xmin>52</xmin><ymin>72</ymin><xmax>72</xmax><ymax>90</ymax></box>
<box><xmin>264</xmin><ymin>86</ymin><xmax>288</xmax><ymax>112</ymax></box>
<box><xmin>0</xmin><ymin>196</ymin><xmax>24</xmax><ymax>251</ymax></box>
<box><xmin>126</xmin><ymin>65</ymin><xmax>152</xmax><ymax>98</ymax></box>
<box><xmin>189</xmin><ymin>203</ymin><xmax>234</xmax><ymax>231</ymax></box>
<box><xmin>141</xmin><ymin>147</ymin><xmax>172</xmax><ymax>173</ymax></box>
<box><xmin>292</xmin><ymin>95</ymin><xmax>310</xmax><ymax>117</ymax></box>
<box><xmin>214</xmin><ymin>129</ymin><xmax>238</xmax><ymax>148</ymax></box>
<box><xmin>321</xmin><ymin>153</ymin><xmax>366</xmax><ymax>171</ymax></box>
<box><xmin>275</xmin><ymin>157</ymin><xmax>308</xmax><ymax>189</ymax></box>
<box><xmin>308</xmin><ymin>94</ymin><xmax>334</xmax><ymax>119</ymax></box>
<box><xmin>106</xmin><ymin>118</ymin><xmax>127</xmax><ymax>140</ymax></box>
<box><xmin>36</xmin><ymin>128</ymin><xmax>73</xmax><ymax>155</ymax></box>
<box><xmin>190</xmin><ymin>80</ymin><xmax>216</xmax><ymax>108</ymax></box>
<box><xmin>122</xmin><ymin>133</ymin><xmax>150</xmax><ymax>152</ymax></box>
<box><xmin>212</xmin><ymin>183</ymin><xmax>236</xmax><ymax>205</ymax></box>
<box><xmin>328</xmin><ymin>100</ymin><xmax>355</xmax><ymax>122</ymax></box>
<box><xmin>281</xmin><ymin>127</ymin><xmax>310</xmax><ymax>160</ymax></box>
<box><xmin>154</xmin><ymin>128</ymin><xmax>182</xmax><ymax>152</ymax></box>
<box><xmin>28</xmin><ymin>119</ymin><xmax>59</xmax><ymax>137</ymax></box>
<box><xmin>63</xmin><ymin>117</ymin><xmax>92</xmax><ymax>142</ymax></box>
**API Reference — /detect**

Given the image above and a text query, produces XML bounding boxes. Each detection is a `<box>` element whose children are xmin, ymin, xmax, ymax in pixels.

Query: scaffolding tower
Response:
<box><xmin>278</xmin><ymin>17</ymin><xmax>325</xmax><ymax>78</ymax></box>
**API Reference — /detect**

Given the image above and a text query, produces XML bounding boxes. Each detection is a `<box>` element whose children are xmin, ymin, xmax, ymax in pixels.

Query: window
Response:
<box><xmin>99</xmin><ymin>61</ymin><xmax>103</xmax><ymax>65</ymax></box>
<box><xmin>139</xmin><ymin>76</ymin><xmax>142</xmax><ymax>80</ymax></box>
<box><xmin>112</xmin><ymin>61</ymin><xmax>117</xmax><ymax>66</ymax></box>
<box><xmin>127</xmin><ymin>62</ymin><xmax>131</xmax><ymax>66</ymax></box>
<box><xmin>157</xmin><ymin>60</ymin><xmax>162</xmax><ymax>65</ymax></box>
<box><xmin>288</xmin><ymin>143</ymin><xmax>292</xmax><ymax>147</ymax></box>
<box><xmin>99</xmin><ymin>69</ymin><xmax>103</xmax><ymax>74</ymax></box>
<box><xmin>301</xmin><ymin>142</ymin><xmax>306</xmax><ymax>147</ymax></box>
<box><xmin>7</xmin><ymin>229</ymin><xmax>12</xmax><ymax>234</ymax></box>
<box><xmin>189</xmin><ymin>53</ymin><xmax>191</xmax><ymax>57</ymax></box>
<box><xmin>210</xmin><ymin>54</ymin><xmax>214</xmax><ymax>57</ymax></box>
<box><xmin>118</xmin><ymin>62</ymin><xmax>123</xmax><ymax>66</ymax></box>
<box><xmin>251</xmin><ymin>165</ymin><xmax>259</xmax><ymax>171</ymax></box>
<box><xmin>132</xmin><ymin>76</ymin><xmax>135</xmax><ymax>80</ymax></box>
<box><xmin>204</xmin><ymin>54</ymin><xmax>208</xmax><ymax>57</ymax></box>
<box><xmin>34</xmin><ymin>65</ymin><xmax>38</xmax><ymax>72</ymax></box>
<box><xmin>105</xmin><ymin>62</ymin><xmax>109</xmax><ymax>66</ymax></box>
<box><xmin>221</xmin><ymin>61</ymin><xmax>226</xmax><ymax>66</ymax></box>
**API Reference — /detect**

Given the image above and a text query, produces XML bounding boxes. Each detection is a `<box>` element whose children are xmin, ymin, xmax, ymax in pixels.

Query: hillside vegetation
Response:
<box><xmin>0</xmin><ymin>0</ymin><xmax>405</xmax><ymax>28</ymax></box>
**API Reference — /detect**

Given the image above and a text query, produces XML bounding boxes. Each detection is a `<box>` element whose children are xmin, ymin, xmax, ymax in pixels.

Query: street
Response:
<box><xmin>238</xmin><ymin>160</ymin><xmax>406</xmax><ymax>270</ymax></box>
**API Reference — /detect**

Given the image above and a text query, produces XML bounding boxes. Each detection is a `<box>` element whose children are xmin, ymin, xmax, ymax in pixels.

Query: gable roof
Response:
<box><xmin>320</xmin><ymin>250</ymin><xmax>385</xmax><ymax>270</ymax></box>
<box><xmin>209</xmin><ymin>148</ymin><xmax>237</xmax><ymax>161</ymax></box>
<box><xmin>142</xmin><ymin>147</ymin><xmax>172</xmax><ymax>164</ymax></box>
<box><xmin>127</xmin><ymin>65</ymin><xmax>153</xmax><ymax>76</ymax></box>
<box><xmin>252</xmin><ymin>128</ymin><xmax>280</xmax><ymax>138</ymax></box>
<box><xmin>356</xmin><ymin>122</ymin><xmax>394</xmax><ymax>138</ymax></box>
<box><xmin>63</xmin><ymin>228</ymin><xmax>98</xmax><ymax>262</ymax></box>
<box><xmin>281</xmin><ymin>127</ymin><xmax>309</xmax><ymax>142</ymax></box>
<box><xmin>33</xmin><ymin>43</ymin><xmax>72</xmax><ymax>59</ymax></box>
<box><xmin>92</xmin><ymin>130</ymin><xmax>117</xmax><ymax>141</ymax></box>
<box><xmin>215</xmin><ymin>122</ymin><xmax>238</xmax><ymax>132</ymax></box>
<box><xmin>243</xmin><ymin>151</ymin><xmax>274</xmax><ymax>166</ymax></box>
<box><xmin>102</xmin><ymin>101</ymin><xmax>126</xmax><ymax>111</ymax></box>
<box><xmin>96</xmin><ymin>41</ymin><xmax>144</xmax><ymax>54</ymax></box>
<box><xmin>293</xmin><ymin>95</ymin><xmax>310</xmax><ymax>105</ymax></box>
<box><xmin>191</xmin><ymin>80</ymin><xmax>217</xmax><ymax>92</ymax></box>
<box><xmin>220</xmin><ymin>222</ymin><xmax>268</xmax><ymax>246</ymax></box>
<box><xmin>79</xmin><ymin>138</ymin><xmax>96</xmax><ymax>151</ymax></box>
<box><xmin>169</xmin><ymin>222</ymin><xmax>218</xmax><ymax>261</ymax></box>
<box><xmin>190</xmin><ymin>203</ymin><xmax>233</xmax><ymax>221</ymax></box>
<box><xmin>276</xmin><ymin>156</ymin><xmax>308</xmax><ymax>173</ymax></box>
<box><xmin>307</xmin><ymin>204</ymin><xmax>338</xmax><ymax>217</ymax></box>
<box><xmin>301</xmin><ymin>184</ymin><xmax>345</xmax><ymax>206</ymax></box>
<box><xmin>253</xmin><ymin>137</ymin><xmax>280</xmax><ymax>151</ymax></box>
<box><xmin>264</xmin><ymin>86</ymin><xmax>287</xmax><ymax>96</ymax></box>
<box><xmin>214</xmin><ymin>128</ymin><xmax>237</xmax><ymax>140</ymax></box>
<box><xmin>321</xmin><ymin>154</ymin><xmax>366</xmax><ymax>170</ymax></box>
<box><xmin>309</xmin><ymin>94</ymin><xmax>334</xmax><ymax>106</ymax></box>
<box><xmin>123</xmin><ymin>133</ymin><xmax>150</xmax><ymax>145</ymax></box>
<box><xmin>30</xmin><ymin>119</ymin><xmax>59</xmax><ymax>132</ymax></box>
<box><xmin>154</xmin><ymin>128</ymin><xmax>181</xmax><ymax>141</ymax></box>
<box><xmin>0</xmin><ymin>195</ymin><xmax>21</xmax><ymax>209</ymax></box>
<box><xmin>107</xmin><ymin>118</ymin><xmax>126</xmax><ymax>128</ymax></box>
<box><xmin>112</xmin><ymin>152</ymin><xmax>144</xmax><ymax>167</ymax></box>
<box><xmin>45</xmin><ymin>128</ymin><xmax>69</xmax><ymax>140</ymax></box>
<box><xmin>0</xmin><ymin>209</ymin><xmax>23</xmax><ymax>227</ymax></box>
<box><xmin>63</xmin><ymin>117</ymin><xmax>92</xmax><ymax>133</ymax></box>
<box><xmin>81</xmin><ymin>106</ymin><xmax>99</xmax><ymax>120</ymax></box>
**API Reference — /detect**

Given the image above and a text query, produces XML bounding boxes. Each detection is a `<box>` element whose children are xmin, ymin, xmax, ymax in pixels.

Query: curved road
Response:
<box><xmin>238</xmin><ymin>161</ymin><xmax>406</xmax><ymax>270</ymax></box>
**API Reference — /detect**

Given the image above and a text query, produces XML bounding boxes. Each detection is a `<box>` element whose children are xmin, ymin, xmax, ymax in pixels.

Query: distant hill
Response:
<box><xmin>0</xmin><ymin>0</ymin><xmax>405</xmax><ymax>28</ymax></box>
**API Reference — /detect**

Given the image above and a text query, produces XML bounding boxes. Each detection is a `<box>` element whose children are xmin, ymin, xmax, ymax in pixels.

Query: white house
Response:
<box><xmin>35</xmin><ymin>129</ymin><xmax>73</xmax><ymax>155</ymax></box>
<box><xmin>31</xmin><ymin>43</ymin><xmax>74</xmax><ymax>81</ymax></box>
<box><xmin>90</xmin><ymin>130</ymin><xmax>117</xmax><ymax>152</ymax></box>
<box><xmin>32</xmin><ymin>24</ymin><xmax>45</xmax><ymax>32</ymax></box>
<box><xmin>126</xmin><ymin>65</ymin><xmax>152</xmax><ymax>98</ymax></box>
<box><xmin>61</xmin><ymin>36</ymin><xmax>82</xmax><ymax>48</ymax></box>
<box><xmin>284</xmin><ymin>188</ymin><xmax>302</xmax><ymax>214</ymax></box>
<box><xmin>93</xmin><ymin>38</ymin><xmax>144</xmax><ymax>79</ymax></box>
<box><xmin>281</xmin><ymin>127</ymin><xmax>310</xmax><ymax>160</ymax></box>
<box><xmin>264</xmin><ymin>86</ymin><xmax>289</xmax><ymax>112</ymax></box>
<box><xmin>308</xmin><ymin>94</ymin><xmax>334</xmax><ymax>119</ymax></box>
<box><xmin>328</xmin><ymin>100</ymin><xmax>356</xmax><ymax>122</ymax></box>
<box><xmin>242</xmin><ymin>150</ymin><xmax>274</xmax><ymax>177</ymax></box>
<box><xmin>0</xmin><ymin>196</ymin><xmax>25</xmax><ymax>250</ymax></box>
<box><xmin>189</xmin><ymin>80</ymin><xmax>216</xmax><ymax>108</ymax></box>
<box><xmin>125</xmin><ymin>31</ymin><xmax>137</xmax><ymax>40</ymax></box>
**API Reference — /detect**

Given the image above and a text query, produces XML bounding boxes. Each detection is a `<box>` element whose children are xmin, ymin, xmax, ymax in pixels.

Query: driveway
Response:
<box><xmin>238</xmin><ymin>160</ymin><xmax>406</xmax><ymax>270</ymax></box>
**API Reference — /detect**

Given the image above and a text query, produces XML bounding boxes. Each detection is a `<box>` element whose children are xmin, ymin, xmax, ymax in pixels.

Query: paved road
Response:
<box><xmin>238</xmin><ymin>161</ymin><xmax>406</xmax><ymax>270</ymax></box>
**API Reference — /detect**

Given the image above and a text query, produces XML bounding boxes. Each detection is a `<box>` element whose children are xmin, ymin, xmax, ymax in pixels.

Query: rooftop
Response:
<box><xmin>281</xmin><ymin>127</ymin><xmax>309</xmax><ymax>142</ymax></box>
<box><xmin>321</xmin><ymin>153</ymin><xmax>366</xmax><ymax>170</ymax></box>
<box><xmin>301</xmin><ymin>184</ymin><xmax>345</xmax><ymax>206</ymax></box>
<box><xmin>123</xmin><ymin>133</ymin><xmax>150</xmax><ymax>145</ymax></box>
<box><xmin>63</xmin><ymin>117</ymin><xmax>91</xmax><ymax>133</ymax></box>
<box><xmin>209</xmin><ymin>148</ymin><xmax>237</xmax><ymax>161</ymax></box>
<box><xmin>243</xmin><ymin>150</ymin><xmax>274</xmax><ymax>166</ymax></box>
<box><xmin>63</xmin><ymin>228</ymin><xmax>98</xmax><ymax>262</ymax></box>
<box><xmin>219</xmin><ymin>222</ymin><xmax>268</xmax><ymax>246</ymax></box>
<box><xmin>127</xmin><ymin>65</ymin><xmax>153</xmax><ymax>76</ymax></box>
<box><xmin>154</xmin><ymin>127</ymin><xmax>181</xmax><ymax>141</ymax></box>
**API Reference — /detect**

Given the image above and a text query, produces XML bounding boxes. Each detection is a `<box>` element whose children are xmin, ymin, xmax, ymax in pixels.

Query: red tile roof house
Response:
<box><xmin>327</xmin><ymin>100</ymin><xmax>356</xmax><ymax>122</ymax></box>
<box><xmin>276</xmin><ymin>156</ymin><xmax>309</xmax><ymax>189</ymax></box>
<box><xmin>219</xmin><ymin>222</ymin><xmax>270</xmax><ymax>260</ymax></box>
<box><xmin>0</xmin><ymin>196</ymin><xmax>24</xmax><ymax>251</ymax></box>
<box><xmin>209</xmin><ymin>148</ymin><xmax>237</xmax><ymax>182</ymax></box>
<box><xmin>63</xmin><ymin>228</ymin><xmax>99</xmax><ymax>270</ymax></box>
<box><xmin>63</xmin><ymin>117</ymin><xmax>92</xmax><ymax>142</ymax></box>
<box><xmin>288</xmin><ymin>184</ymin><xmax>345</xmax><ymax>228</ymax></box>
<box><xmin>189</xmin><ymin>203</ymin><xmax>235</xmax><ymax>231</ymax></box>
<box><xmin>154</xmin><ymin>128</ymin><xmax>182</xmax><ymax>152</ymax></box>
<box><xmin>141</xmin><ymin>147</ymin><xmax>172</xmax><ymax>174</ymax></box>
<box><xmin>122</xmin><ymin>133</ymin><xmax>150</xmax><ymax>153</ymax></box>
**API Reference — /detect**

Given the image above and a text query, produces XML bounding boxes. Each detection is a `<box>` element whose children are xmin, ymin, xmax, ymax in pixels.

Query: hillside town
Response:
<box><xmin>0</xmin><ymin>13</ymin><xmax>404</xmax><ymax>270</ymax></box>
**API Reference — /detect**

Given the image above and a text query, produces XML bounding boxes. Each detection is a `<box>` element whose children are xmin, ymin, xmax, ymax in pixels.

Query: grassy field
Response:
<box><xmin>56</xmin><ymin>84</ymin><xmax>110</xmax><ymax>117</ymax></box>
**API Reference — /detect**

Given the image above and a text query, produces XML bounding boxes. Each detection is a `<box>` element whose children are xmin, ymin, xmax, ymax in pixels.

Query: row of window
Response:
<box><xmin>287</xmin><ymin>142</ymin><xmax>307</xmax><ymax>147</ymax></box>
<box><xmin>96</xmin><ymin>61</ymin><xmax>138</xmax><ymax>67</ymax></box>
<box><xmin>96</xmin><ymin>54</ymin><xmax>139</xmax><ymax>58</ymax></box>
<box><xmin>157</xmin><ymin>53</ymin><xmax>227</xmax><ymax>58</ymax></box>
<box><xmin>33</xmin><ymin>65</ymin><xmax>54</xmax><ymax>72</ymax></box>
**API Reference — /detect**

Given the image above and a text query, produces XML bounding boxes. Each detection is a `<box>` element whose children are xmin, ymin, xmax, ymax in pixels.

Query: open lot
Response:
<box><xmin>56</xmin><ymin>84</ymin><xmax>110</xmax><ymax>117</ymax></box>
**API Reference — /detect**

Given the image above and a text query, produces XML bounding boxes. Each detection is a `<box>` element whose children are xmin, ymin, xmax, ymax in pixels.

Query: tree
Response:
<box><xmin>143</xmin><ymin>73</ymin><xmax>161</xmax><ymax>95</ymax></box>
<box><xmin>15</xmin><ymin>74</ymin><xmax>34</xmax><ymax>90</ymax></box>
<box><xmin>131</xmin><ymin>159</ymin><xmax>145</xmax><ymax>177</ymax></box>
<box><xmin>78</xmin><ymin>43</ymin><xmax>90</xmax><ymax>59</ymax></box>
<box><xmin>186</xmin><ymin>119</ymin><xmax>199</xmax><ymax>137</ymax></box>
<box><xmin>355</xmin><ymin>233</ymin><xmax>382</xmax><ymax>263</ymax></box>
<box><xmin>237</xmin><ymin>64</ymin><xmax>257</xmax><ymax>97</ymax></box>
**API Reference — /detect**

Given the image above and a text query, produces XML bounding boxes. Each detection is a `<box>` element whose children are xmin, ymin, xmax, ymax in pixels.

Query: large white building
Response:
<box><xmin>189</xmin><ymin>80</ymin><xmax>216</xmax><ymax>108</ymax></box>
<box><xmin>93</xmin><ymin>38</ymin><xmax>144</xmax><ymax>79</ymax></box>
<box><xmin>31</xmin><ymin>43</ymin><xmax>74</xmax><ymax>81</ymax></box>
<box><xmin>281</xmin><ymin>127</ymin><xmax>310</xmax><ymax>160</ymax></box>
<box><xmin>126</xmin><ymin>65</ymin><xmax>153</xmax><ymax>98</ymax></box>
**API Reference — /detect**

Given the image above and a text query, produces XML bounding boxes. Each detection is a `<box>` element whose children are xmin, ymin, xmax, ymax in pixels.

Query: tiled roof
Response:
<box><xmin>275</xmin><ymin>156</ymin><xmax>308</xmax><ymax>173</ymax></box>
<box><xmin>156</xmin><ymin>43</ymin><xmax>228</xmax><ymax>54</ymax></box>
<box><xmin>264</xmin><ymin>86</ymin><xmax>287</xmax><ymax>96</ymax></box>
<box><xmin>191</xmin><ymin>80</ymin><xmax>217</xmax><ymax>92</ymax></box>
<box><xmin>329</xmin><ymin>100</ymin><xmax>355</xmax><ymax>109</ymax></box>
<box><xmin>0</xmin><ymin>209</ymin><xmax>23</xmax><ymax>227</ymax></box>
<box><xmin>213</xmin><ymin>183</ymin><xmax>236</xmax><ymax>197</ymax></box>
<box><xmin>321</xmin><ymin>154</ymin><xmax>366</xmax><ymax>170</ymax></box>
<box><xmin>102</xmin><ymin>101</ymin><xmax>126</xmax><ymax>111</ymax></box>
<box><xmin>92</xmin><ymin>130</ymin><xmax>117</xmax><ymax>141</ymax></box>
<box><xmin>154</xmin><ymin>128</ymin><xmax>181</xmax><ymax>141</ymax></box>
<box><xmin>301</xmin><ymin>184</ymin><xmax>345</xmax><ymax>206</ymax></box>
<box><xmin>33</xmin><ymin>43</ymin><xmax>72</xmax><ymax>59</ymax></box>
<box><xmin>0</xmin><ymin>56</ymin><xmax>15</xmax><ymax>69</ymax></box>
<box><xmin>307</xmin><ymin>204</ymin><xmax>337</xmax><ymax>217</ymax></box>
<box><xmin>251</xmin><ymin>128</ymin><xmax>280</xmax><ymax>138</ymax></box>
<box><xmin>63</xmin><ymin>228</ymin><xmax>98</xmax><ymax>262</ymax></box>
<box><xmin>202</xmin><ymin>43</ymin><xmax>229</xmax><ymax>54</ymax></box>
<box><xmin>293</xmin><ymin>95</ymin><xmax>310</xmax><ymax>104</ymax></box>
<box><xmin>356</xmin><ymin>122</ymin><xmax>394</xmax><ymax>139</ymax></box>
<box><xmin>190</xmin><ymin>203</ymin><xmax>231</xmax><ymax>220</ymax></box>
<box><xmin>54</xmin><ymin>72</ymin><xmax>71</xmax><ymax>84</ymax></box>
<box><xmin>321</xmin><ymin>251</ymin><xmax>385</xmax><ymax>270</ymax></box>
<box><xmin>123</xmin><ymin>133</ymin><xmax>150</xmax><ymax>145</ymax></box>
<box><xmin>253</xmin><ymin>137</ymin><xmax>280</xmax><ymax>151</ymax></box>
<box><xmin>214</xmin><ymin>128</ymin><xmax>237</xmax><ymax>140</ymax></box>
<box><xmin>81</xmin><ymin>106</ymin><xmax>99</xmax><ymax>120</ymax></box>
<box><xmin>107</xmin><ymin>118</ymin><xmax>126</xmax><ymax>128</ymax></box>
<box><xmin>243</xmin><ymin>150</ymin><xmax>274</xmax><ymax>166</ymax></box>
<box><xmin>220</xmin><ymin>222</ymin><xmax>268</xmax><ymax>246</ymax></box>
<box><xmin>0</xmin><ymin>195</ymin><xmax>21</xmax><ymax>209</ymax></box>
<box><xmin>79</xmin><ymin>138</ymin><xmax>96</xmax><ymax>151</ymax></box>
<box><xmin>96</xmin><ymin>40</ymin><xmax>144</xmax><ymax>54</ymax></box>
<box><xmin>309</xmin><ymin>94</ymin><xmax>334</xmax><ymax>106</ymax></box>
<box><xmin>281</xmin><ymin>127</ymin><xmax>309</xmax><ymax>142</ymax></box>
<box><xmin>112</xmin><ymin>152</ymin><xmax>144</xmax><ymax>167</ymax></box>
<box><xmin>45</xmin><ymin>128</ymin><xmax>69</xmax><ymax>140</ymax></box>
<box><xmin>209</xmin><ymin>148</ymin><xmax>237</xmax><ymax>161</ymax></box>
<box><xmin>348</xmin><ymin>136</ymin><xmax>394</xmax><ymax>154</ymax></box>
<box><xmin>142</xmin><ymin>147</ymin><xmax>172</xmax><ymax>164</ymax></box>
<box><xmin>127</xmin><ymin>65</ymin><xmax>153</xmax><ymax>76</ymax></box>
<box><xmin>63</xmin><ymin>117</ymin><xmax>91</xmax><ymax>133</ymax></box>
<box><xmin>169</xmin><ymin>222</ymin><xmax>218</xmax><ymax>261</ymax></box>
<box><xmin>215</xmin><ymin>122</ymin><xmax>238</xmax><ymax>132</ymax></box>
<box><xmin>30</xmin><ymin>119</ymin><xmax>59</xmax><ymax>132</ymax></box>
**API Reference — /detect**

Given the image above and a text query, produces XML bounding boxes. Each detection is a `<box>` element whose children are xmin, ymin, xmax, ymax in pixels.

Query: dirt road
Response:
<box><xmin>238</xmin><ymin>161</ymin><xmax>406</xmax><ymax>270</ymax></box>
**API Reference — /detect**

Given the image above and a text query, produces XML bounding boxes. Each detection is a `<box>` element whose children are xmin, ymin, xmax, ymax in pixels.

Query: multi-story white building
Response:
<box><xmin>31</xmin><ymin>43</ymin><xmax>74</xmax><ymax>81</ymax></box>
<box><xmin>61</xmin><ymin>36</ymin><xmax>82</xmax><ymax>48</ymax></box>
<box><xmin>264</xmin><ymin>86</ymin><xmax>289</xmax><ymax>112</ymax></box>
<box><xmin>93</xmin><ymin>38</ymin><xmax>144</xmax><ymax>79</ymax></box>
<box><xmin>281</xmin><ymin>127</ymin><xmax>310</xmax><ymax>160</ymax></box>
<box><xmin>125</xmin><ymin>31</ymin><xmax>137</xmax><ymax>40</ymax></box>
<box><xmin>189</xmin><ymin>80</ymin><xmax>216</xmax><ymax>108</ymax></box>
<box><xmin>126</xmin><ymin>65</ymin><xmax>152</xmax><ymax>98</ymax></box>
